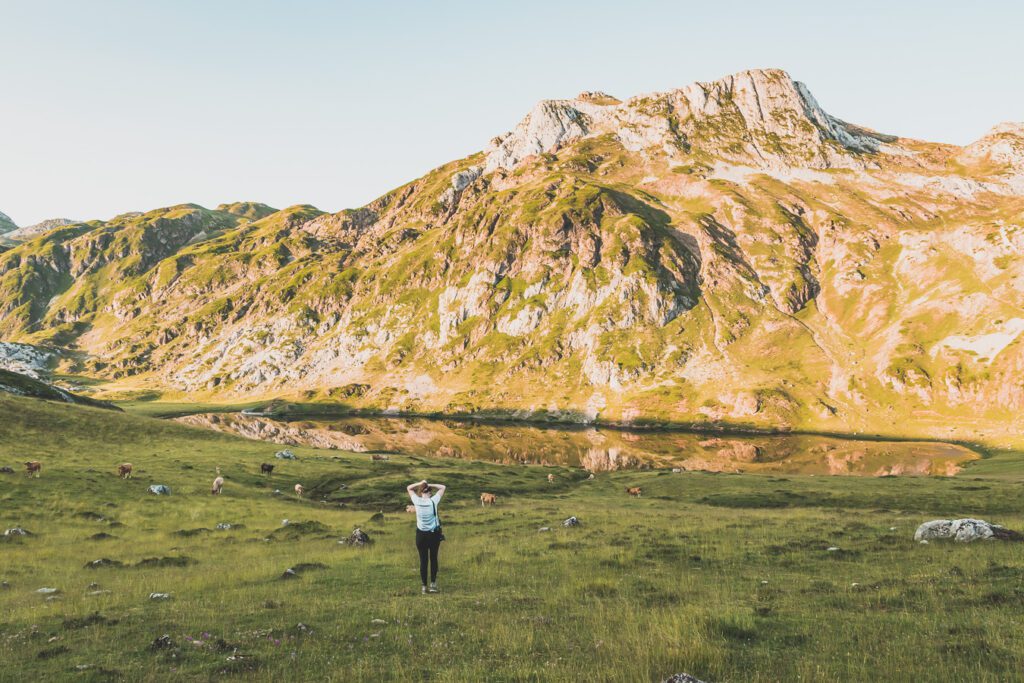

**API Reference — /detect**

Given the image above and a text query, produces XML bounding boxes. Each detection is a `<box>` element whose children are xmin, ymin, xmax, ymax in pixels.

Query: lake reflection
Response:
<box><xmin>176</xmin><ymin>413</ymin><xmax>979</xmax><ymax>476</ymax></box>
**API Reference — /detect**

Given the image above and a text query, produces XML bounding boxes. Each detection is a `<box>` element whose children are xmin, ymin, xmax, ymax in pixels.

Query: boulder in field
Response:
<box><xmin>662</xmin><ymin>675</ymin><xmax>708</xmax><ymax>683</ymax></box>
<box><xmin>148</xmin><ymin>485</ymin><xmax>171</xmax><ymax>495</ymax></box>
<box><xmin>914</xmin><ymin>518</ymin><xmax>1024</xmax><ymax>543</ymax></box>
<box><xmin>562</xmin><ymin>516</ymin><xmax>580</xmax><ymax>527</ymax></box>
<box><xmin>275</xmin><ymin>450</ymin><xmax>297</xmax><ymax>460</ymax></box>
<box><xmin>338</xmin><ymin>528</ymin><xmax>371</xmax><ymax>546</ymax></box>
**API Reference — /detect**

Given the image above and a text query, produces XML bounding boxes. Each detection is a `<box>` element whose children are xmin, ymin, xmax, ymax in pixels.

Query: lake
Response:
<box><xmin>175</xmin><ymin>413</ymin><xmax>980</xmax><ymax>476</ymax></box>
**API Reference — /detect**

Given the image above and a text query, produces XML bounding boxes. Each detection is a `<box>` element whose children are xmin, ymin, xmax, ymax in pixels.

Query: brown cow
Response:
<box><xmin>260</xmin><ymin>463</ymin><xmax>274</xmax><ymax>475</ymax></box>
<box><xmin>25</xmin><ymin>461</ymin><xmax>41</xmax><ymax>477</ymax></box>
<box><xmin>626</xmin><ymin>486</ymin><xmax>642</xmax><ymax>497</ymax></box>
<box><xmin>547</xmin><ymin>473</ymin><xmax>555</xmax><ymax>483</ymax></box>
<box><xmin>117</xmin><ymin>463</ymin><xmax>133</xmax><ymax>479</ymax></box>
<box><xmin>211</xmin><ymin>476</ymin><xmax>224</xmax><ymax>495</ymax></box>
<box><xmin>480</xmin><ymin>492</ymin><xmax>497</xmax><ymax>507</ymax></box>
<box><xmin>294</xmin><ymin>484</ymin><xmax>305</xmax><ymax>497</ymax></box>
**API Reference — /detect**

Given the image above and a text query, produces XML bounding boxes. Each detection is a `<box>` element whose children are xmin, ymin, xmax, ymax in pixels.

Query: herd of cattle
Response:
<box><xmin>11</xmin><ymin>460</ymin><xmax>644</xmax><ymax>504</ymax></box>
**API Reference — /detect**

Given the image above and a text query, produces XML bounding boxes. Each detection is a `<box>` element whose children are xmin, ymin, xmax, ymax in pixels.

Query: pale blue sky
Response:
<box><xmin>1</xmin><ymin>0</ymin><xmax>1021</xmax><ymax>226</ymax></box>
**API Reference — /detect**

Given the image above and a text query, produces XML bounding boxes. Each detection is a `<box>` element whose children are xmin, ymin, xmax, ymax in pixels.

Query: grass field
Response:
<box><xmin>1</xmin><ymin>393</ymin><xmax>1023</xmax><ymax>682</ymax></box>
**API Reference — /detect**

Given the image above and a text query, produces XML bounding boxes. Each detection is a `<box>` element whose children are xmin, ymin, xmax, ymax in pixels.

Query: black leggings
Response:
<box><xmin>416</xmin><ymin>529</ymin><xmax>442</xmax><ymax>585</ymax></box>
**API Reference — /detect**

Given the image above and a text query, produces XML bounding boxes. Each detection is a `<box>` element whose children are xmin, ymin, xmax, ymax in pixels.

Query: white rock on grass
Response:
<box><xmin>914</xmin><ymin>518</ymin><xmax>1023</xmax><ymax>543</ymax></box>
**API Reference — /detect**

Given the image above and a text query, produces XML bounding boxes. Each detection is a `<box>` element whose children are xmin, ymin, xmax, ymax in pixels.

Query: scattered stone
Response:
<box><xmin>84</xmin><ymin>558</ymin><xmax>123</xmax><ymax>569</ymax></box>
<box><xmin>662</xmin><ymin>675</ymin><xmax>707</xmax><ymax>683</ymax></box>
<box><xmin>215</xmin><ymin>523</ymin><xmax>236</xmax><ymax>530</ymax></box>
<box><xmin>914</xmin><ymin>518</ymin><xmax>1024</xmax><ymax>543</ymax></box>
<box><xmin>538</xmin><ymin>527</ymin><xmax>551</xmax><ymax>532</ymax></box>
<box><xmin>1</xmin><ymin>581</ymin><xmax>10</xmax><ymax>590</ymax></box>
<box><xmin>272</xmin><ymin>489</ymin><xmax>282</xmax><ymax>495</ymax></box>
<box><xmin>36</xmin><ymin>587</ymin><xmax>59</xmax><ymax>594</ymax></box>
<box><xmin>149</xmin><ymin>593</ymin><xmax>172</xmax><ymax>601</ymax></box>
<box><xmin>148</xmin><ymin>485</ymin><xmax>171</xmax><ymax>495</ymax></box>
<box><xmin>562</xmin><ymin>516</ymin><xmax>580</xmax><ymax>527</ymax></box>
<box><xmin>671</xmin><ymin>468</ymin><xmax>683</xmax><ymax>473</ymax></box>
<box><xmin>4</xmin><ymin>527</ymin><xmax>31</xmax><ymax>537</ymax></box>
<box><xmin>150</xmin><ymin>634</ymin><xmax>174</xmax><ymax>650</ymax></box>
<box><xmin>338</xmin><ymin>528</ymin><xmax>372</xmax><ymax>546</ymax></box>
<box><xmin>370</xmin><ymin>619</ymin><xmax>386</xmax><ymax>625</ymax></box>
<box><xmin>279</xmin><ymin>562</ymin><xmax>328</xmax><ymax>580</ymax></box>
<box><xmin>87</xmin><ymin>590</ymin><xmax>111</xmax><ymax>596</ymax></box>
<box><xmin>0</xmin><ymin>466</ymin><xmax>14</xmax><ymax>474</ymax></box>
<box><xmin>88</xmin><ymin>533</ymin><xmax>114</xmax><ymax>541</ymax></box>
<box><xmin>275</xmin><ymin>450</ymin><xmax>297</xmax><ymax>460</ymax></box>
<box><xmin>826</xmin><ymin>547</ymin><xmax>840</xmax><ymax>552</ymax></box>
<box><xmin>369</xmin><ymin>512</ymin><xmax>385</xmax><ymax>523</ymax></box>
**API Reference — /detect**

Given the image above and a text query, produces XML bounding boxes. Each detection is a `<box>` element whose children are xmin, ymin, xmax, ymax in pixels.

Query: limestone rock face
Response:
<box><xmin>484</xmin><ymin>69</ymin><xmax>887</xmax><ymax>174</ymax></box>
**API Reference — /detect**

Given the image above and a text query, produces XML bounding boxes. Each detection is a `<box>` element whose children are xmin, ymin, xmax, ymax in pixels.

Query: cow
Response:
<box><xmin>547</xmin><ymin>473</ymin><xmax>555</xmax><ymax>483</ymax></box>
<box><xmin>260</xmin><ymin>463</ymin><xmax>274</xmax><ymax>475</ymax></box>
<box><xmin>25</xmin><ymin>461</ymin><xmax>41</xmax><ymax>477</ymax></box>
<box><xmin>480</xmin><ymin>492</ymin><xmax>497</xmax><ymax>507</ymax></box>
<box><xmin>626</xmin><ymin>486</ymin><xmax>642</xmax><ymax>497</ymax></box>
<box><xmin>117</xmin><ymin>463</ymin><xmax>133</xmax><ymax>479</ymax></box>
<box><xmin>294</xmin><ymin>484</ymin><xmax>305</xmax><ymax>497</ymax></box>
<box><xmin>405</xmin><ymin>504</ymin><xmax>416</xmax><ymax>513</ymax></box>
<box><xmin>211</xmin><ymin>476</ymin><xmax>224</xmax><ymax>495</ymax></box>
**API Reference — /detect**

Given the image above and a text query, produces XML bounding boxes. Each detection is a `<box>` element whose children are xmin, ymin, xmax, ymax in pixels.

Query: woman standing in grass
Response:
<box><xmin>406</xmin><ymin>479</ymin><xmax>446</xmax><ymax>594</ymax></box>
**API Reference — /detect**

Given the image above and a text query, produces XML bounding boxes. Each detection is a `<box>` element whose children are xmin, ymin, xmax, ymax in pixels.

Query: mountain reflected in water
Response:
<box><xmin>177</xmin><ymin>413</ymin><xmax>979</xmax><ymax>476</ymax></box>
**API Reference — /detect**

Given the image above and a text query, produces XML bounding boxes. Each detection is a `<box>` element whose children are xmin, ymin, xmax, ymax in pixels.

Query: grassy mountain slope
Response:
<box><xmin>0</xmin><ymin>69</ymin><xmax>1022</xmax><ymax>445</ymax></box>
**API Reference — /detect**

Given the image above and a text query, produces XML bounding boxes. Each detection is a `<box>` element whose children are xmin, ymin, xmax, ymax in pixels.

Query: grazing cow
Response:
<box><xmin>260</xmin><ymin>463</ymin><xmax>274</xmax><ymax>475</ymax></box>
<box><xmin>626</xmin><ymin>486</ymin><xmax>642</xmax><ymax>497</ymax></box>
<box><xmin>25</xmin><ymin>461</ymin><xmax>41</xmax><ymax>477</ymax></box>
<box><xmin>211</xmin><ymin>476</ymin><xmax>224</xmax><ymax>495</ymax></box>
<box><xmin>405</xmin><ymin>504</ymin><xmax>416</xmax><ymax>513</ymax></box>
<box><xmin>371</xmin><ymin>454</ymin><xmax>390</xmax><ymax>461</ymax></box>
<box><xmin>294</xmin><ymin>484</ymin><xmax>305</xmax><ymax>497</ymax></box>
<box><xmin>480</xmin><ymin>492</ymin><xmax>497</xmax><ymax>507</ymax></box>
<box><xmin>117</xmin><ymin>463</ymin><xmax>133</xmax><ymax>479</ymax></box>
<box><xmin>547</xmin><ymin>473</ymin><xmax>555</xmax><ymax>483</ymax></box>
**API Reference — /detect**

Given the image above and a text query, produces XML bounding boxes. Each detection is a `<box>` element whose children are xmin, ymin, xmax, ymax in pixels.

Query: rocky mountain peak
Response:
<box><xmin>484</xmin><ymin>68</ymin><xmax>889</xmax><ymax>175</ymax></box>
<box><xmin>961</xmin><ymin>121</ymin><xmax>1024</xmax><ymax>172</ymax></box>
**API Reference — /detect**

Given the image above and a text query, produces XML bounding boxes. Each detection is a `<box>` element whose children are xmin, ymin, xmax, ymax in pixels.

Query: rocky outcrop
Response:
<box><xmin>485</xmin><ymin>69</ymin><xmax>888</xmax><ymax>174</ymax></box>
<box><xmin>914</xmin><ymin>518</ymin><xmax>1024</xmax><ymax>543</ymax></box>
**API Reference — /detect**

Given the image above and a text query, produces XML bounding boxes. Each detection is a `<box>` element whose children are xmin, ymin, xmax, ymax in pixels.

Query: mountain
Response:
<box><xmin>0</xmin><ymin>210</ymin><xmax>16</xmax><ymax>234</ymax></box>
<box><xmin>1</xmin><ymin>68</ymin><xmax>1022</xmax><ymax>443</ymax></box>
<box><xmin>3</xmin><ymin>217</ymin><xmax>79</xmax><ymax>243</ymax></box>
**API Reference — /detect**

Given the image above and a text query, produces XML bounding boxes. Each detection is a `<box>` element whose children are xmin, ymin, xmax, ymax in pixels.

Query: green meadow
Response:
<box><xmin>1</xmin><ymin>394</ymin><xmax>1022</xmax><ymax>682</ymax></box>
